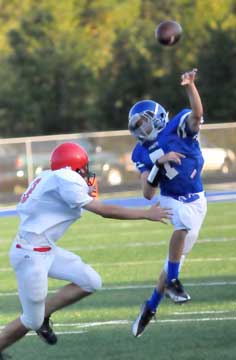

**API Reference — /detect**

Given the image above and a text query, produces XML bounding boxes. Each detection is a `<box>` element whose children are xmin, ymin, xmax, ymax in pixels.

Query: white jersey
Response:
<box><xmin>16</xmin><ymin>168</ymin><xmax>93</xmax><ymax>247</ymax></box>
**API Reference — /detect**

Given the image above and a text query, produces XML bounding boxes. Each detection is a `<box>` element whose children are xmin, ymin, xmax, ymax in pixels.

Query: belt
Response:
<box><xmin>165</xmin><ymin>193</ymin><xmax>200</xmax><ymax>203</ymax></box>
<box><xmin>16</xmin><ymin>244</ymin><xmax>52</xmax><ymax>252</ymax></box>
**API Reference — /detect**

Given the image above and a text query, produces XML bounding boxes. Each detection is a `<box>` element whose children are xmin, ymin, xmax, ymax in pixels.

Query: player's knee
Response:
<box><xmin>183</xmin><ymin>231</ymin><xmax>199</xmax><ymax>255</ymax></box>
<box><xmin>27</xmin><ymin>269</ymin><xmax>48</xmax><ymax>302</ymax></box>
<box><xmin>28</xmin><ymin>290</ymin><xmax>47</xmax><ymax>303</ymax></box>
<box><xmin>93</xmin><ymin>272</ymin><xmax>102</xmax><ymax>291</ymax></box>
<box><xmin>21</xmin><ymin>313</ymin><xmax>44</xmax><ymax>331</ymax></box>
<box><xmin>87</xmin><ymin>271</ymin><xmax>102</xmax><ymax>292</ymax></box>
<box><xmin>82</xmin><ymin>267</ymin><xmax>102</xmax><ymax>292</ymax></box>
<box><xmin>189</xmin><ymin>231</ymin><xmax>198</xmax><ymax>243</ymax></box>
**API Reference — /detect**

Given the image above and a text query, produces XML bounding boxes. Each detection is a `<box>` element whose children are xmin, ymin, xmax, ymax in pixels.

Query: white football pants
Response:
<box><xmin>9</xmin><ymin>244</ymin><xmax>102</xmax><ymax>330</ymax></box>
<box><xmin>159</xmin><ymin>191</ymin><xmax>207</xmax><ymax>272</ymax></box>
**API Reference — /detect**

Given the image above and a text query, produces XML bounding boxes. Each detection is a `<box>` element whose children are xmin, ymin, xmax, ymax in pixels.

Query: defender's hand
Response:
<box><xmin>147</xmin><ymin>202</ymin><xmax>172</xmax><ymax>224</ymax></box>
<box><xmin>88</xmin><ymin>185</ymin><xmax>97</xmax><ymax>198</ymax></box>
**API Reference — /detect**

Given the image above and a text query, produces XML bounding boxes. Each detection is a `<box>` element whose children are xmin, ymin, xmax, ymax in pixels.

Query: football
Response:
<box><xmin>155</xmin><ymin>20</ymin><xmax>182</xmax><ymax>46</ymax></box>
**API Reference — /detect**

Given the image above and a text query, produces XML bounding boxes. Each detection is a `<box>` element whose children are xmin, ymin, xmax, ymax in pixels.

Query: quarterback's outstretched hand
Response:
<box><xmin>181</xmin><ymin>68</ymin><xmax>197</xmax><ymax>86</ymax></box>
<box><xmin>147</xmin><ymin>202</ymin><xmax>172</xmax><ymax>224</ymax></box>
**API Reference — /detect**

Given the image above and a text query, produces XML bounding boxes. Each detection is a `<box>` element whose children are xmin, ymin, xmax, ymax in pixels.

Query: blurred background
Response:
<box><xmin>0</xmin><ymin>0</ymin><xmax>235</xmax><ymax>203</ymax></box>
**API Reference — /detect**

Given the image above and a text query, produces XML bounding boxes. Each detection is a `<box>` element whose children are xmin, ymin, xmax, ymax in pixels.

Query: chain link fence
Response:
<box><xmin>0</xmin><ymin>123</ymin><xmax>235</xmax><ymax>204</ymax></box>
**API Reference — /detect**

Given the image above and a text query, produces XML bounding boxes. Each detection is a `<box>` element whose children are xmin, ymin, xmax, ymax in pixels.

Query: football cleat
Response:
<box><xmin>36</xmin><ymin>317</ymin><xmax>58</xmax><ymax>345</ymax></box>
<box><xmin>165</xmin><ymin>278</ymin><xmax>191</xmax><ymax>304</ymax></box>
<box><xmin>132</xmin><ymin>301</ymin><xmax>156</xmax><ymax>337</ymax></box>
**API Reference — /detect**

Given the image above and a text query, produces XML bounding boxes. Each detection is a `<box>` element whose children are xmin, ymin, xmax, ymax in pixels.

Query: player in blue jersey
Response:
<box><xmin>128</xmin><ymin>69</ymin><xmax>207</xmax><ymax>337</ymax></box>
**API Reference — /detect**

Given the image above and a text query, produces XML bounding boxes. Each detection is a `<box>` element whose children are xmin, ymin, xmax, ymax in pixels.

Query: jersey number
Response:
<box><xmin>20</xmin><ymin>178</ymin><xmax>42</xmax><ymax>203</ymax></box>
<box><xmin>163</xmin><ymin>162</ymin><xmax>179</xmax><ymax>180</ymax></box>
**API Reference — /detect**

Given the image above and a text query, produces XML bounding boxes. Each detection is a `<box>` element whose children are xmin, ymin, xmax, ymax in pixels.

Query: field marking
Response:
<box><xmin>172</xmin><ymin>310</ymin><xmax>233</xmax><ymax>315</ymax></box>
<box><xmin>55</xmin><ymin>320</ymin><xmax>130</xmax><ymax>328</ymax></box>
<box><xmin>59</xmin><ymin>316</ymin><xmax>236</xmax><ymax>326</ymax></box>
<box><xmin>0</xmin><ymin>280</ymin><xmax>236</xmax><ymax>297</ymax></box>
<box><xmin>0</xmin><ymin>235</ymin><xmax>236</xmax><ymax>265</ymax></box>
<box><xmin>157</xmin><ymin>317</ymin><xmax>236</xmax><ymax>323</ymax></box>
<box><xmin>76</xmin><ymin>256</ymin><xmax>236</xmax><ymax>268</ymax></box>
<box><xmin>0</xmin><ymin>190</ymin><xmax>236</xmax><ymax>220</ymax></box>
<box><xmin>103</xmin><ymin>281</ymin><xmax>236</xmax><ymax>290</ymax></box>
<box><xmin>1</xmin><ymin>254</ymin><xmax>236</xmax><ymax>272</ymax></box>
<box><xmin>67</xmin><ymin>235</ymin><xmax>236</xmax><ymax>251</ymax></box>
<box><xmin>1</xmin><ymin>236</ymin><xmax>236</xmax><ymax>254</ymax></box>
<box><xmin>27</xmin><ymin>330</ymin><xmax>87</xmax><ymax>336</ymax></box>
<box><xmin>1</xmin><ymin>315</ymin><xmax>236</xmax><ymax>333</ymax></box>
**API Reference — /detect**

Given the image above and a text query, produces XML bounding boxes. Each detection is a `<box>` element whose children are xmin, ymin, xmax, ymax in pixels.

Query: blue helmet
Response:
<box><xmin>128</xmin><ymin>100</ymin><xmax>168</xmax><ymax>142</ymax></box>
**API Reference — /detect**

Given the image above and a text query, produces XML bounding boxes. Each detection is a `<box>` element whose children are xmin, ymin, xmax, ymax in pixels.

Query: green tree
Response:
<box><xmin>198</xmin><ymin>27</ymin><xmax>236</xmax><ymax>122</ymax></box>
<box><xmin>0</xmin><ymin>0</ymin><xmax>235</xmax><ymax>137</ymax></box>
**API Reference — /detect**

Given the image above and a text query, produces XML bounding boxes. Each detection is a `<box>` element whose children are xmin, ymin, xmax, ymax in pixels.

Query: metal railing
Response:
<box><xmin>0</xmin><ymin>123</ymin><xmax>235</xmax><ymax>204</ymax></box>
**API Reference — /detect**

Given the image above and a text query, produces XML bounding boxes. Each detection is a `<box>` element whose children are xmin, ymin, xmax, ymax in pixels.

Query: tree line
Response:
<box><xmin>0</xmin><ymin>0</ymin><xmax>235</xmax><ymax>137</ymax></box>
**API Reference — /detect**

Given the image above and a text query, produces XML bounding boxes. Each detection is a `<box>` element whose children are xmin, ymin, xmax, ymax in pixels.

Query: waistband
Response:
<box><xmin>16</xmin><ymin>244</ymin><xmax>52</xmax><ymax>252</ymax></box>
<box><xmin>162</xmin><ymin>191</ymin><xmax>205</xmax><ymax>203</ymax></box>
<box><xmin>15</xmin><ymin>233</ymin><xmax>53</xmax><ymax>252</ymax></box>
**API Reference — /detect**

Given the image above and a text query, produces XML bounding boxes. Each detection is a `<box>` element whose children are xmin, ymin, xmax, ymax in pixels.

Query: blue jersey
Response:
<box><xmin>131</xmin><ymin>109</ymin><xmax>204</xmax><ymax>197</ymax></box>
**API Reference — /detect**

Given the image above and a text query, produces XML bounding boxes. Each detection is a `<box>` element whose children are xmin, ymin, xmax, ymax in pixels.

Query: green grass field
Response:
<box><xmin>0</xmin><ymin>201</ymin><xmax>236</xmax><ymax>360</ymax></box>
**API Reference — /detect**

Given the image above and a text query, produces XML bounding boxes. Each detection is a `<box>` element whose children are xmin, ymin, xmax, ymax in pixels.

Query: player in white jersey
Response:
<box><xmin>0</xmin><ymin>142</ymin><xmax>171</xmax><ymax>359</ymax></box>
<box><xmin>128</xmin><ymin>69</ymin><xmax>207</xmax><ymax>337</ymax></box>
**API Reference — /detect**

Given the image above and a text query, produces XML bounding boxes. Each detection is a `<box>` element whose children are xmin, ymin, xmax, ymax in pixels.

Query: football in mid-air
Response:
<box><xmin>155</xmin><ymin>20</ymin><xmax>182</xmax><ymax>46</ymax></box>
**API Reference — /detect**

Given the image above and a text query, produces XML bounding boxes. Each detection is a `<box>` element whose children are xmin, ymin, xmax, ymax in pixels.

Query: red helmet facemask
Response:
<box><xmin>50</xmin><ymin>142</ymin><xmax>96</xmax><ymax>185</ymax></box>
<box><xmin>77</xmin><ymin>164</ymin><xmax>96</xmax><ymax>186</ymax></box>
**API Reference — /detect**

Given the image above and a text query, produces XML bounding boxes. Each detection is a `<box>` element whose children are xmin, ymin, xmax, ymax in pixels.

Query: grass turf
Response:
<box><xmin>0</xmin><ymin>201</ymin><xmax>236</xmax><ymax>359</ymax></box>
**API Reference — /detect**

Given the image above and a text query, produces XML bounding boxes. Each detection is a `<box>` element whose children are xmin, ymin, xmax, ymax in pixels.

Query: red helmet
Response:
<box><xmin>50</xmin><ymin>142</ymin><xmax>89</xmax><ymax>172</ymax></box>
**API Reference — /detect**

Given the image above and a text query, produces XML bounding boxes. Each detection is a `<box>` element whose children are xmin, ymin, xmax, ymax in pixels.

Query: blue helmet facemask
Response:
<box><xmin>128</xmin><ymin>100</ymin><xmax>169</xmax><ymax>142</ymax></box>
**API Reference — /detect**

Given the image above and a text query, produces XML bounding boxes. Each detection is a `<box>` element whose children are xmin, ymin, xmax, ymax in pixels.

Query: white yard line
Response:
<box><xmin>0</xmin><ymin>280</ymin><xmax>236</xmax><ymax>297</ymax></box>
<box><xmin>0</xmin><ymin>316</ymin><xmax>236</xmax><ymax>333</ymax></box>
<box><xmin>102</xmin><ymin>281</ymin><xmax>236</xmax><ymax>290</ymax></box>
<box><xmin>157</xmin><ymin>317</ymin><xmax>236</xmax><ymax>323</ymax></box>
<box><xmin>1</xmin><ymin>236</ymin><xmax>236</xmax><ymax>255</ymax></box>
<box><xmin>55</xmin><ymin>320</ymin><xmax>130</xmax><ymax>329</ymax></box>
<box><xmin>1</xmin><ymin>255</ymin><xmax>236</xmax><ymax>272</ymax></box>
<box><xmin>172</xmin><ymin>310</ymin><xmax>233</xmax><ymax>315</ymax></box>
<box><xmin>80</xmin><ymin>256</ymin><xmax>236</xmax><ymax>267</ymax></box>
<box><xmin>27</xmin><ymin>330</ymin><xmax>87</xmax><ymax>336</ymax></box>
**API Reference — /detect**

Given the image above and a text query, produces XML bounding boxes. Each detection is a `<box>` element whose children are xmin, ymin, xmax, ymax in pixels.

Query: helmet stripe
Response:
<box><xmin>154</xmin><ymin>103</ymin><xmax>159</xmax><ymax>115</ymax></box>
